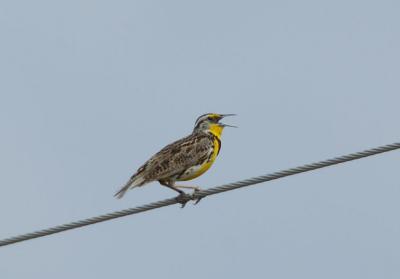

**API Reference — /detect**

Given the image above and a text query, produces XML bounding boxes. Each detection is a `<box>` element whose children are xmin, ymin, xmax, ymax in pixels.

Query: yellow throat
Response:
<box><xmin>208</xmin><ymin>123</ymin><xmax>224</xmax><ymax>140</ymax></box>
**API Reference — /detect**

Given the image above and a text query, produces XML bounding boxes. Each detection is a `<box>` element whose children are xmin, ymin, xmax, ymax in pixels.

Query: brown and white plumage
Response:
<box><xmin>114</xmin><ymin>113</ymin><xmax>235</xmax><ymax>199</ymax></box>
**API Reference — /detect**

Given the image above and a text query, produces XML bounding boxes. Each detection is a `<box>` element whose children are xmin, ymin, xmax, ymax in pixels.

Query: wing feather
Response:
<box><xmin>139</xmin><ymin>133</ymin><xmax>214</xmax><ymax>181</ymax></box>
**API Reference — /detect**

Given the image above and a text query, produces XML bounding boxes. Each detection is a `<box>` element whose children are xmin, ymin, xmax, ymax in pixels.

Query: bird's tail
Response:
<box><xmin>114</xmin><ymin>174</ymin><xmax>146</xmax><ymax>199</ymax></box>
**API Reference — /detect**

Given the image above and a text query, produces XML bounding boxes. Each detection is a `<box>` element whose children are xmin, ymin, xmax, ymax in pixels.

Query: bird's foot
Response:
<box><xmin>175</xmin><ymin>188</ymin><xmax>204</xmax><ymax>207</ymax></box>
<box><xmin>192</xmin><ymin>188</ymin><xmax>204</xmax><ymax>205</ymax></box>
<box><xmin>175</xmin><ymin>192</ymin><xmax>191</xmax><ymax>208</ymax></box>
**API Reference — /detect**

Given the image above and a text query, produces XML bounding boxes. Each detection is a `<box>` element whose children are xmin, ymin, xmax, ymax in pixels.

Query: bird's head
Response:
<box><xmin>193</xmin><ymin>113</ymin><xmax>236</xmax><ymax>136</ymax></box>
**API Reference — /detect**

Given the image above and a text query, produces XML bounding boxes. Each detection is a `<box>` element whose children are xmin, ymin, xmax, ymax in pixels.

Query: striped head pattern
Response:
<box><xmin>193</xmin><ymin>113</ymin><xmax>236</xmax><ymax>135</ymax></box>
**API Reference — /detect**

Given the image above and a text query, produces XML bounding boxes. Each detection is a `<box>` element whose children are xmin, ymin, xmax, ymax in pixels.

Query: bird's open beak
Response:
<box><xmin>219</xmin><ymin>114</ymin><xmax>237</xmax><ymax>128</ymax></box>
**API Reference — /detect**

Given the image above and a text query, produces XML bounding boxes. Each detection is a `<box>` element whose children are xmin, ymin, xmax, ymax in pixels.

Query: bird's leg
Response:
<box><xmin>175</xmin><ymin>185</ymin><xmax>203</xmax><ymax>205</ymax></box>
<box><xmin>159</xmin><ymin>180</ymin><xmax>190</xmax><ymax>208</ymax></box>
<box><xmin>159</xmin><ymin>180</ymin><xmax>185</xmax><ymax>194</ymax></box>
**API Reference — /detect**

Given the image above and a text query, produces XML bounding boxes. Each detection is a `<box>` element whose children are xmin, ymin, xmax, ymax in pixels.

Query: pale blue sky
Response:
<box><xmin>1</xmin><ymin>1</ymin><xmax>400</xmax><ymax>278</ymax></box>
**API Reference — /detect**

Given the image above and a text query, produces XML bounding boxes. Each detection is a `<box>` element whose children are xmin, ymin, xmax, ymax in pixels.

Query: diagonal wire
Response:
<box><xmin>0</xmin><ymin>142</ymin><xmax>399</xmax><ymax>248</ymax></box>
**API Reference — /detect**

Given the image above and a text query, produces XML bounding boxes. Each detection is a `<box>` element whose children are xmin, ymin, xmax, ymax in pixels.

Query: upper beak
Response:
<box><xmin>219</xmin><ymin>114</ymin><xmax>237</xmax><ymax>128</ymax></box>
<box><xmin>220</xmin><ymin>114</ymin><xmax>236</xmax><ymax>118</ymax></box>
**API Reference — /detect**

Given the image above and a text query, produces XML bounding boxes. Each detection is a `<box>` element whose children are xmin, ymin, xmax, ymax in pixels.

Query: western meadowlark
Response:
<box><xmin>114</xmin><ymin>113</ymin><xmax>235</xmax><ymax>203</ymax></box>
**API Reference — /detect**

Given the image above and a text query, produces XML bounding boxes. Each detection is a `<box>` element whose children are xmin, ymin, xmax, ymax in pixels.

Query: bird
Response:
<box><xmin>114</xmin><ymin>113</ymin><xmax>236</xmax><ymax>203</ymax></box>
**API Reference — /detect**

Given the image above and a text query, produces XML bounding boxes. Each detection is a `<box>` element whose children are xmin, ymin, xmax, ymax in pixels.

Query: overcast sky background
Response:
<box><xmin>1</xmin><ymin>1</ymin><xmax>399</xmax><ymax>278</ymax></box>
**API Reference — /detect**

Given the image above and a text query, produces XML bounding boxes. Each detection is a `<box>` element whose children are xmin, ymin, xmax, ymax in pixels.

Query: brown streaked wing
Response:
<box><xmin>139</xmin><ymin>133</ymin><xmax>214</xmax><ymax>181</ymax></box>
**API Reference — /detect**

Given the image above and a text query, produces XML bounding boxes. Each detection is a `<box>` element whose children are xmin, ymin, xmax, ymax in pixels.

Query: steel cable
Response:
<box><xmin>1</xmin><ymin>142</ymin><xmax>399</xmax><ymax>248</ymax></box>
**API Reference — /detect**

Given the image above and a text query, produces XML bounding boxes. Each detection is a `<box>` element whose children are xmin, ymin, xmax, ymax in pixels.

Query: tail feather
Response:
<box><xmin>114</xmin><ymin>175</ymin><xmax>146</xmax><ymax>199</ymax></box>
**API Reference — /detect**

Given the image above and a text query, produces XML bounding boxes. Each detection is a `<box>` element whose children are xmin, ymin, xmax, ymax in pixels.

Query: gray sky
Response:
<box><xmin>1</xmin><ymin>1</ymin><xmax>400</xmax><ymax>278</ymax></box>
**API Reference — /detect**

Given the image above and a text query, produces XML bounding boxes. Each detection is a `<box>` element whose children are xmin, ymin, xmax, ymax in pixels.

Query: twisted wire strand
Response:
<box><xmin>1</xmin><ymin>142</ymin><xmax>399</xmax><ymax>248</ymax></box>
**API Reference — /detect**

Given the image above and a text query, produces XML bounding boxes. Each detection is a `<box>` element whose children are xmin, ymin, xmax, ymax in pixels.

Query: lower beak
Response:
<box><xmin>220</xmin><ymin>123</ymin><xmax>238</xmax><ymax>128</ymax></box>
<box><xmin>219</xmin><ymin>114</ymin><xmax>237</xmax><ymax>128</ymax></box>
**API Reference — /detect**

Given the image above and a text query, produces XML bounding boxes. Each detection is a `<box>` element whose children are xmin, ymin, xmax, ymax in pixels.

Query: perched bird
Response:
<box><xmin>114</xmin><ymin>113</ymin><xmax>235</xmax><ymax>201</ymax></box>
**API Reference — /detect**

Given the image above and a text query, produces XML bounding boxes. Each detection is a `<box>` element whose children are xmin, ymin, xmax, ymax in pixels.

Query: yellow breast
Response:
<box><xmin>177</xmin><ymin>137</ymin><xmax>220</xmax><ymax>181</ymax></box>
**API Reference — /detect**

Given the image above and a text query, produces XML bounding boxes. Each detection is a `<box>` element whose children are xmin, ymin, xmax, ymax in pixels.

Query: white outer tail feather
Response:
<box><xmin>114</xmin><ymin>175</ymin><xmax>146</xmax><ymax>199</ymax></box>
